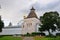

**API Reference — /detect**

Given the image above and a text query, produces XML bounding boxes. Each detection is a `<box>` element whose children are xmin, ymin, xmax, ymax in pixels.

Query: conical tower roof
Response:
<box><xmin>27</xmin><ymin>7</ymin><xmax>38</xmax><ymax>18</ymax></box>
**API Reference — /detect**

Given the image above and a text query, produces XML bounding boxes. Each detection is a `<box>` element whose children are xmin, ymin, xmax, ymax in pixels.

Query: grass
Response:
<box><xmin>0</xmin><ymin>36</ymin><xmax>22</xmax><ymax>40</ymax></box>
<box><xmin>0</xmin><ymin>36</ymin><xmax>60</xmax><ymax>40</ymax></box>
<box><xmin>34</xmin><ymin>36</ymin><xmax>60</xmax><ymax>40</ymax></box>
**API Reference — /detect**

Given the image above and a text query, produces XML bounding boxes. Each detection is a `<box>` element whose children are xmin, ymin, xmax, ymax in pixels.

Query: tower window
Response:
<box><xmin>23</xmin><ymin>25</ymin><xmax>24</xmax><ymax>28</ymax></box>
<box><xmin>27</xmin><ymin>23</ymin><xmax>32</xmax><ymax>27</ymax></box>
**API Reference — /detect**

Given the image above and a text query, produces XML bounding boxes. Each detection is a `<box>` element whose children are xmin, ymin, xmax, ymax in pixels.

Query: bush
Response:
<box><xmin>21</xmin><ymin>32</ymin><xmax>45</xmax><ymax>37</ymax></box>
<box><xmin>56</xmin><ymin>33</ymin><xmax>60</xmax><ymax>36</ymax></box>
<box><xmin>31</xmin><ymin>32</ymin><xmax>45</xmax><ymax>36</ymax></box>
<box><xmin>21</xmin><ymin>33</ymin><xmax>31</xmax><ymax>37</ymax></box>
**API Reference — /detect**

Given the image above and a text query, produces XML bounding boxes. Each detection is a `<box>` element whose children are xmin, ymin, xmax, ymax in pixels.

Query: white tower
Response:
<box><xmin>21</xmin><ymin>7</ymin><xmax>40</xmax><ymax>34</ymax></box>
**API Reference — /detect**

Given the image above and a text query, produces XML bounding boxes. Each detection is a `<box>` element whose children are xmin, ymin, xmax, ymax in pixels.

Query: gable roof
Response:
<box><xmin>27</xmin><ymin>7</ymin><xmax>38</xmax><ymax>18</ymax></box>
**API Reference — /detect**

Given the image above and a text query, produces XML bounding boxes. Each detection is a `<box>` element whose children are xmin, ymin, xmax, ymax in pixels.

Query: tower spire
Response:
<box><xmin>27</xmin><ymin>7</ymin><xmax>38</xmax><ymax>18</ymax></box>
<box><xmin>31</xmin><ymin>7</ymin><xmax>35</xmax><ymax>10</ymax></box>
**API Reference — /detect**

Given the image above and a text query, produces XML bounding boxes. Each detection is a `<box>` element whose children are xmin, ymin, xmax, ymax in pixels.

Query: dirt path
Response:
<box><xmin>23</xmin><ymin>37</ymin><xmax>34</xmax><ymax>40</ymax></box>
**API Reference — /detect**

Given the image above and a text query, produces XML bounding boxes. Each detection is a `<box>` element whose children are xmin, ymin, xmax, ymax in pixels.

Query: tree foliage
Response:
<box><xmin>39</xmin><ymin>11</ymin><xmax>59</xmax><ymax>35</ymax></box>
<box><xmin>0</xmin><ymin>19</ymin><xmax>4</xmax><ymax>32</ymax></box>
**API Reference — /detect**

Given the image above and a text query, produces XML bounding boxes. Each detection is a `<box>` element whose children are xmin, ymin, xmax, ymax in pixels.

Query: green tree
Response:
<box><xmin>0</xmin><ymin>16</ymin><xmax>4</xmax><ymax>32</ymax></box>
<box><xmin>39</xmin><ymin>11</ymin><xmax>59</xmax><ymax>35</ymax></box>
<box><xmin>56</xmin><ymin>17</ymin><xmax>60</xmax><ymax>30</ymax></box>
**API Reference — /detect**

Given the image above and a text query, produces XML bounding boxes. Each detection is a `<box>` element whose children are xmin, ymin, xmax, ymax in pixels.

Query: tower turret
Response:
<box><xmin>27</xmin><ymin>7</ymin><xmax>38</xmax><ymax>18</ymax></box>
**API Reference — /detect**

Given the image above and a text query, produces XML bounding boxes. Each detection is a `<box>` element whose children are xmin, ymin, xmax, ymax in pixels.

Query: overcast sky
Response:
<box><xmin>0</xmin><ymin>0</ymin><xmax>60</xmax><ymax>26</ymax></box>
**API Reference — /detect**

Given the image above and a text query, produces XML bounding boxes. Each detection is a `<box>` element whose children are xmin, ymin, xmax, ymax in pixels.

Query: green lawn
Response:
<box><xmin>34</xmin><ymin>36</ymin><xmax>60</xmax><ymax>40</ymax></box>
<box><xmin>0</xmin><ymin>36</ymin><xmax>60</xmax><ymax>40</ymax></box>
<box><xmin>0</xmin><ymin>36</ymin><xmax>22</xmax><ymax>40</ymax></box>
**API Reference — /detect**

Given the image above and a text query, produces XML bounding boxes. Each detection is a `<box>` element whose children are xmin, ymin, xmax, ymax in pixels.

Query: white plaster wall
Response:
<box><xmin>0</xmin><ymin>28</ymin><xmax>22</xmax><ymax>35</ymax></box>
<box><xmin>22</xmin><ymin>18</ymin><xmax>40</xmax><ymax>34</ymax></box>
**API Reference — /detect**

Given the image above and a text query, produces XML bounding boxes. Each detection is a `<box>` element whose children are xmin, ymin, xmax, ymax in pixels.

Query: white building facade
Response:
<box><xmin>21</xmin><ymin>7</ymin><xmax>40</xmax><ymax>34</ymax></box>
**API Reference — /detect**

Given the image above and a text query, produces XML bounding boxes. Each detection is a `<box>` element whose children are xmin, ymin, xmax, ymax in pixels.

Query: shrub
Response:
<box><xmin>31</xmin><ymin>32</ymin><xmax>45</xmax><ymax>36</ymax></box>
<box><xmin>56</xmin><ymin>33</ymin><xmax>60</xmax><ymax>36</ymax></box>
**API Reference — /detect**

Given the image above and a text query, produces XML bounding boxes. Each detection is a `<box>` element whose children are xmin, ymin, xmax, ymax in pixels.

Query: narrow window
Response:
<box><xmin>23</xmin><ymin>25</ymin><xmax>24</xmax><ymax>28</ymax></box>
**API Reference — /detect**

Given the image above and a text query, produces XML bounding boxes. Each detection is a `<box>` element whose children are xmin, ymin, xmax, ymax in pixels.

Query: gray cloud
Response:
<box><xmin>33</xmin><ymin>0</ymin><xmax>60</xmax><ymax>11</ymax></box>
<box><xmin>0</xmin><ymin>0</ymin><xmax>60</xmax><ymax>26</ymax></box>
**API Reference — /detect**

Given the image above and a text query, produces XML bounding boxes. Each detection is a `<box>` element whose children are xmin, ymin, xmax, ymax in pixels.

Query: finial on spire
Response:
<box><xmin>31</xmin><ymin>7</ymin><xmax>35</xmax><ymax>10</ymax></box>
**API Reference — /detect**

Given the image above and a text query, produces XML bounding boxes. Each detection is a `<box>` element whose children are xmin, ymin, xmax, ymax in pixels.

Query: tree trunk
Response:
<box><xmin>48</xmin><ymin>30</ymin><xmax>51</xmax><ymax>36</ymax></box>
<box><xmin>0</xmin><ymin>28</ymin><xmax>2</xmax><ymax>32</ymax></box>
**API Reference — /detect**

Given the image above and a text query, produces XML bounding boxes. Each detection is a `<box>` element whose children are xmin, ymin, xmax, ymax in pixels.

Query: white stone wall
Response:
<box><xmin>21</xmin><ymin>18</ymin><xmax>40</xmax><ymax>34</ymax></box>
<box><xmin>0</xmin><ymin>28</ymin><xmax>22</xmax><ymax>35</ymax></box>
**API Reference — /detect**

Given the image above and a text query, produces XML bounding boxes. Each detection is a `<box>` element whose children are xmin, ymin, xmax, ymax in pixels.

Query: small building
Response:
<box><xmin>21</xmin><ymin>7</ymin><xmax>40</xmax><ymax>34</ymax></box>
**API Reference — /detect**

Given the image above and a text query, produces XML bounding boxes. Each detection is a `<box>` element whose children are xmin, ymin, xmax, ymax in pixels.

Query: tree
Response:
<box><xmin>39</xmin><ymin>11</ymin><xmax>59</xmax><ymax>35</ymax></box>
<box><xmin>0</xmin><ymin>16</ymin><xmax>4</xmax><ymax>32</ymax></box>
<box><xmin>56</xmin><ymin>17</ymin><xmax>60</xmax><ymax>30</ymax></box>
